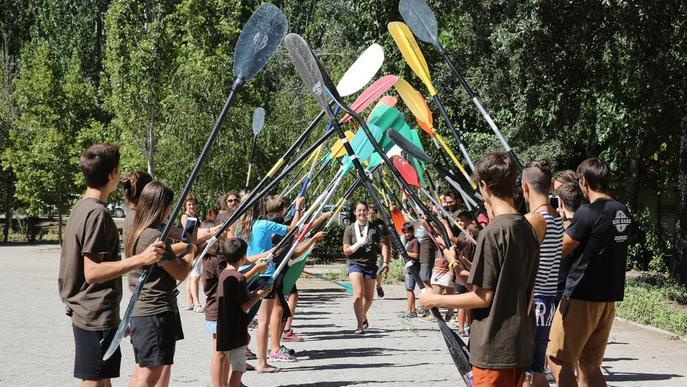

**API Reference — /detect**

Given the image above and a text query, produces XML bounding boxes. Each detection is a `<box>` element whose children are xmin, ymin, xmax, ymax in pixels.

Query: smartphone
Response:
<box><xmin>181</xmin><ymin>217</ymin><xmax>198</xmax><ymax>243</ymax></box>
<box><xmin>549</xmin><ymin>195</ymin><xmax>560</xmax><ymax>209</ymax></box>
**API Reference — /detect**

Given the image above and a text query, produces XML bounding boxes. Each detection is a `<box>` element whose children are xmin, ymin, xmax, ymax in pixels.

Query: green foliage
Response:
<box><xmin>616</xmin><ymin>274</ymin><xmax>687</xmax><ymax>337</ymax></box>
<box><xmin>627</xmin><ymin>208</ymin><xmax>672</xmax><ymax>272</ymax></box>
<box><xmin>382</xmin><ymin>257</ymin><xmax>405</xmax><ymax>285</ymax></box>
<box><xmin>311</xmin><ymin>222</ymin><xmax>346</xmax><ymax>262</ymax></box>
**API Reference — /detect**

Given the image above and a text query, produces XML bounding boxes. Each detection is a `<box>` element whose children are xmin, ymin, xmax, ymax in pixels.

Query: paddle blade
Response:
<box><xmin>340</xmin><ymin>75</ymin><xmax>399</xmax><ymax>124</ymax></box>
<box><xmin>387</xmin><ymin>128</ymin><xmax>433</xmax><ymax>164</ymax></box>
<box><xmin>399</xmin><ymin>0</ymin><xmax>439</xmax><ymax>46</ymax></box>
<box><xmin>252</xmin><ymin>107</ymin><xmax>266</xmax><ymax>137</ymax></box>
<box><xmin>380</xmin><ymin>95</ymin><xmax>397</xmax><ymax>107</ymax></box>
<box><xmin>391</xmin><ymin>155</ymin><xmax>420</xmax><ymax>188</ymax></box>
<box><xmin>391</xmin><ymin>207</ymin><xmax>406</xmax><ymax>235</ymax></box>
<box><xmin>388</xmin><ymin>22</ymin><xmax>436</xmax><ymax>96</ymax></box>
<box><xmin>284</xmin><ymin>34</ymin><xmax>330</xmax><ymax>112</ymax></box>
<box><xmin>233</xmin><ymin>3</ymin><xmax>288</xmax><ymax>82</ymax></box>
<box><xmin>337</xmin><ymin>43</ymin><xmax>384</xmax><ymax>97</ymax></box>
<box><xmin>330</xmin><ymin>130</ymin><xmax>355</xmax><ymax>158</ymax></box>
<box><xmin>415</xmin><ymin>90</ymin><xmax>434</xmax><ymax>135</ymax></box>
<box><xmin>395</xmin><ymin>78</ymin><xmax>432</xmax><ymax>132</ymax></box>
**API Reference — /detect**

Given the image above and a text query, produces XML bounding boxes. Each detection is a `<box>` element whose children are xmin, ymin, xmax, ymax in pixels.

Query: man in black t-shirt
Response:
<box><xmin>548</xmin><ymin>158</ymin><xmax>632</xmax><ymax>387</ymax></box>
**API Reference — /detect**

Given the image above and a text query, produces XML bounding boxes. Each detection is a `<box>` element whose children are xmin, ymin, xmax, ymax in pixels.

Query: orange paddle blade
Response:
<box><xmin>391</xmin><ymin>207</ymin><xmax>406</xmax><ymax>236</ymax></box>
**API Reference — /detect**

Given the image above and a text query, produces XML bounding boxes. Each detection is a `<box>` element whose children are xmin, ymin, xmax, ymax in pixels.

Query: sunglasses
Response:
<box><xmin>227</xmin><ymin>198</ymin><xmax>239</xmax><ymax>203</ymax></box>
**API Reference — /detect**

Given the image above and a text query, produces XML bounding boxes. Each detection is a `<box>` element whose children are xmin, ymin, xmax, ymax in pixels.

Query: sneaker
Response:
<box><xmin>185</xmin><ymin>304</ymin><xmax>194</xmax><ymax>311</ymax></box>
<box><xmin>376</xmin><ymin>286</ymin><xmax>385</xmax><ymax>298</ymax></box>
<box><xmin>268</xmin><ymin>349</ymin><xmax>297</xmax><ymax>362</ymax></box>
<box><xmin>280</xmin><ymin>345</ymin><xmax>296</xmax><ymax>356</ymax></box>
<box><xmin>281</xmin><ymin>329</ymin><xmax>304</xmax><ymax>342</ymax></box>
<box><xmin>404</xmin><ymin>311</ymin><xmax>418</xmax><ymax>318</ymax></box>
<box><xmin>421</xmin><ymin>314</ymin><xmax>436</xmax><ymax>322</ymax></box>
<box><xmin>248</xmin><ymin>319</ymin><xmax>258</xmax><ymax>330</ymax></box>
<box><xmin>193</xmin><ymin>304</ymin><xmax>204</xmax><ymax>313</ymax></box>
<box><xmin>245</xmin><ymin>348</ymin><xmax>257</xmax><ymax>360</ymax></box>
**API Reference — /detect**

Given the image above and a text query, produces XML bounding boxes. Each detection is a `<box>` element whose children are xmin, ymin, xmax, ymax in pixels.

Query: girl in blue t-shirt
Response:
<box><xmin>233</xmin><ymin>195</ymin><xmax>304</xmax><ymax>372</ymax></box>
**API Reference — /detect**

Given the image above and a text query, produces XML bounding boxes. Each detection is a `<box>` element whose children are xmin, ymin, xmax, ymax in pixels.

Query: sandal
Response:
<box><xmin>257</xmin><ymin>366</ymin><xmax>281</xmax><ymax>373</ymax></box>
<box><xmin>362</xmin><ymin>320</ymin><xmax>369</xmax><ymax>330</ymax></box>
<box><xmin>354</xmin><ymin>327</ymin><xmax>365</xmax><ymax>334</ymax></box>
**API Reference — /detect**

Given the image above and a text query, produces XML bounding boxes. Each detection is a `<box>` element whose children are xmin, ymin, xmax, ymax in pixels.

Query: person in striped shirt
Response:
<box><xmin>521</xmin><ymin>160</ymin><xmax>564</xmax><ymax>387</ymax></box>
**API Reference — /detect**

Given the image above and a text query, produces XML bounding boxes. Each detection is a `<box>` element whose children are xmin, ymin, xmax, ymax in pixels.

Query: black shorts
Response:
<box><xmin>72</xmin><ymin>324</ymin><xmax>121</xmax><ymax>380</ymax></box>
<box><xmin>130</xmin><ymin>310</ymin><xmax>184</xmax><ymax>367</ymax></box>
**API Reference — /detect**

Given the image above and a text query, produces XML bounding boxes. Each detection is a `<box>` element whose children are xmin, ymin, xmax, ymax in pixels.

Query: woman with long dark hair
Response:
<box><xmin>125</xmin><ymin>181</ymin><xmax>196</xmax><ymax>387</ymax></box>
<box><xmin>343</xmin><ymin>201</ymin><xmax>389</xmax><ymax>334</ymax></box>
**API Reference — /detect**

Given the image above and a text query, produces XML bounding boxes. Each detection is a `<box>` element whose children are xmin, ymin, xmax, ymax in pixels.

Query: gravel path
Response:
<box><xmin>1</xmin><ymin>245</ymin><xmax>685</xmax><ymax>386</ymax></box>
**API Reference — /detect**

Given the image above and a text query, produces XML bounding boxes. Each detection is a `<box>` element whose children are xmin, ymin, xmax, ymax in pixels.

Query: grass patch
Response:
<box><xmin>616</xmin><ymin>274</ymin><xmax>687</xmax><ymax>337</ymax></box>
<box><xmin>382</xmin><ymin>258</ymin><xmax>406</xmax><ymax>285</ymax></box>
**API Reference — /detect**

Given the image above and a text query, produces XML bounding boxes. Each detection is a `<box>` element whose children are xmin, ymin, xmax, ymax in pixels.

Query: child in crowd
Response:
<box><xmin>216</xmin><ymin>238</ymin><xmax>271</xmax><ymax>387</ymax></box>
<box><xmin>401</xmin><ymin>222</ymin><xmax>420</xmax><ymax>318</ymax></box>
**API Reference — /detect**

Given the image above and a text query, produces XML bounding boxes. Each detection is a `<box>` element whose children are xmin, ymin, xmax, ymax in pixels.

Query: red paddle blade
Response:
<box><xmin>340</xmin><ymin>75</ymin><xmax>399</xmax><ymax>124</ymax></box>
<box><xmin>391</xmin><ymin>155</ymin><xmax>420</xmax><ymax>188</ymax></box>
<box><xmin>415</xmin><ymin>90</ymin><xmax>434</xmax><ymax>136</ymax></box>
<box><xmin>391</xmin><ymin>207</ymin><xmax>406</xmax><ymax>235</ymax></box>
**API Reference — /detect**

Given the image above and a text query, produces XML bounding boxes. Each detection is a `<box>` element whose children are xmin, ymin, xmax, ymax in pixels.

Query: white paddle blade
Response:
<box><xmin>336</xmin><ymin>43</ymin><xmax>384</xmax><ymax>97</ymax></box>
<box><xmin>252</xmin><ymin>107</ymin><xmax>266</xmax><ymax>137</ymax></box>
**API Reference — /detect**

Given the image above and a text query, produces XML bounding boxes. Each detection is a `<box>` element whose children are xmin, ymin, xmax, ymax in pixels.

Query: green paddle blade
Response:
<box><xmin>233</xmin><ymin>3</ymin><xmax>288</xmax><ymax>82</ymax></box>
<box><xmin>408</xmin><ymin>128</ymin><xmax>427</xmax><ymax>186</ymax></box>
<box><xmin>342</xmin><ymin>123</ymin><xmax>384</xmax><ymax>174</ymax></box>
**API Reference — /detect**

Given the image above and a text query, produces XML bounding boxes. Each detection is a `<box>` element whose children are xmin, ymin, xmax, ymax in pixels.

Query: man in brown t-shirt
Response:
<box><xmin>58</xmin><ymin>144</ymin><xmax>163</xmax><ymax>386</ymax></box>
<box><xmin>420</xmin><ymin>152</ymin><xmax>540</xmax><ymax>386</ymax></box>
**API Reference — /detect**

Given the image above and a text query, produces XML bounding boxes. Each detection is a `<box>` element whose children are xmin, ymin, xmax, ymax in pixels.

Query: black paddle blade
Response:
<box><xmin>311</xmin><ymin>49</ymin><xmax>343</xmax><ymax>103</ymax></box>
<box><xmin>387</xmin><ymin>128</ymin><xmax>433</xmax><ymax>164</ymax></box>
<box><xmin>284</xmin><ymin>33</ymin><xmax>331</xmax><ymax>114</ymax></box>
<box><xmin>399</xmin><ymin>0</ymin><xmax>439</xmax><ymax>46</ymax></box>
<box><xmin>233</xmin><ymin>3</ymin><xmax>288</xmax><ymax>82</ymax></box>
<box><xmin>252</xmin><ymin>107</ymin><xmax>266</xmax><ymax>137</ymax></box>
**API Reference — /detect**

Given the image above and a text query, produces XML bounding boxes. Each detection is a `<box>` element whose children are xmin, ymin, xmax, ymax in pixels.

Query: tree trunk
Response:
<box><xmin>146</xmin><ymin>106</ymin><xmax>155</xmax><ymax>177</ymax></box>
<box><xmin>673</xmin><ymin>116</ymin><xmax>687</xmax><ymax>285</ymax></box>
<box><xmin>624</xmin><ymin>155</ymin><xmax>641</xmax><ymax>211</ymax></box>
<box><xmin>57</xmin><ymin>199</ymin><xmax>63</xmax><ymax>245</ymax></box>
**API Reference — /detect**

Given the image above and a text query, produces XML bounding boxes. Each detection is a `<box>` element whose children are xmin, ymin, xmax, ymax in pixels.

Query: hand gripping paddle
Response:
<box><xmin>246</xmin><ymin>106</ymin><xmax>266</xmax><ymax>189</ymax></box>
<box><xmin>104</xmin><ymin>3</ymin><xmax>288</xmax><ymax>361</ymax></box>
<box><xmin>388</xmin><ymin>21</ymin><xmax>475</xmax><ymax>172</ymax></box>
<box><xmin>399</xmin><ymin>0</ymin><xmax>522</xmax><ymax>170</ymax></box>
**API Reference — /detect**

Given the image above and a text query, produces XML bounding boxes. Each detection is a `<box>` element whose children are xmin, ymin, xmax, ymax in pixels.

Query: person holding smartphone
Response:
<box><xmin>181</xmin><ymin>194</ymin><xmax>203</xmax><ymax>312</ymax></box>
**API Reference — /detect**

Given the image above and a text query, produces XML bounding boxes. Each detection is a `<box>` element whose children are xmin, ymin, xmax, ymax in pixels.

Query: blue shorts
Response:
<box><xmin>404</xmin><ymin>271</ymin><xmax>417</xmax><ymax>290</ymax></box>
<box><xmin>204</xmin><ymin>320</ymin><xmax>217</xmax><ymax>335</ymax></box>
<box><xmin>527</xmin><ymin>294</ymin><xmax>557</xmax><ymax>373</ymax></box>
<box><xmin>348</xmin><ymin>262</ymin><xmax>378</xmax><ymax>280</ymax></box>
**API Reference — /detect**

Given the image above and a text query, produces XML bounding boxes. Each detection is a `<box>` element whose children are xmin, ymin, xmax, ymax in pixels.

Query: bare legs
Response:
<box><xmin>349</xmin><ymin>272</ymin><xmax>376</xmax><ymax>330</ymax></box>
<box><xmin>256</xmin><ymin>298</ymin><xmax>278</xmax><ymax>371</ymax></box>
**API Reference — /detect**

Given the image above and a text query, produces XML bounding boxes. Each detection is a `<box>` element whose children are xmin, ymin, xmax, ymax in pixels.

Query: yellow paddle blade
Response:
<box><xmin>330</xmin><ymin>130</ymin><xmax>355</xmax><ymax>158</ymax></box>
<box><xmin>395</xmin><ymin>78</ymin><xmax>432</xmax><ymax>130</ymax></box>
<box><xmin>388</xmin><ymin>22</ymin><xmax>436</xmax><ymax>96</ymax></box>
<box><xmin>415</xmin><ymin>90</ymin><xmax>434</xmax><ymax>135</ymax></box>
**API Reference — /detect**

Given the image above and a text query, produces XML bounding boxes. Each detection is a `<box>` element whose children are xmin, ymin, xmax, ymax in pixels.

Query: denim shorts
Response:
<box><xmin>348</xmin><ymin>262</ymin><xmax>378</xmax><ymax>280</ymax></box>
<box><xmin>204</xmin><ymin>320</ymin><xmax>217</xmax><ymax>335</ymax></box>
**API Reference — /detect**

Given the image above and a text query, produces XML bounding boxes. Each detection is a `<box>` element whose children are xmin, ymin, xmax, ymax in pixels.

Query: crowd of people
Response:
<box><xmin>58</xmin><ymin>143</ymin><xmax>632</xmax><ymax>387</ymax></box>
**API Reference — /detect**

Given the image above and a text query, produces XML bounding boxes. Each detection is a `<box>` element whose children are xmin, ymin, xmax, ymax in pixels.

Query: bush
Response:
<box><xmin>627</xmin><ymin>208</ymin><xmax>672</xmax><ymax>272</ymax></box>
<box><xmin>616</xmin><ymin>274</ymin><xmax>687</xmax><ymax>337</ymax></box>
<box><xmin>310</xmin><ymin>223</ymin><xmax>346</xmax><ymax>263</ymax></box>
<box><xmin>382</xmin><ymin>257</ymin><xmax>406</xmax><ymax>285</ymax></box>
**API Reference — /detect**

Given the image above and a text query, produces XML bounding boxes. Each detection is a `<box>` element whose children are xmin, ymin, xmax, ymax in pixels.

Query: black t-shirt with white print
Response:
<box><xmin>564</xmin><ymin>197</ymin><xmax>632</xmax><ymax>302</ymax></box>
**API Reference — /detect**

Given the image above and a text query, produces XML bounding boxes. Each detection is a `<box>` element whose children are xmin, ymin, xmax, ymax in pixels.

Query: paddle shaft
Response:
<box><xmin>245</xmin><ymin>135</ymin><xmax>257</xmax><ymax>189</ymax></box>
<box><xmin>436</xmin><ymin>46</ymin><xmax>522</xmax><ymax>170</ymax></box>
<box><xmin>333</xmin><ymin>100</ymin><xmax>454</xmax><ymax>255</ymax></box>
<box><xmin>432</xmin><ymin>94</ymin><xmax>475</xmax><ymax>172</ymax></box>
<box><xmin>104</xmin><ymin>78</ymin><xmax>244</xmax><ymax>361</ymax></box>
